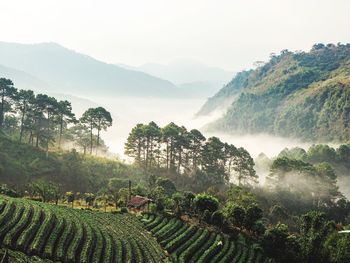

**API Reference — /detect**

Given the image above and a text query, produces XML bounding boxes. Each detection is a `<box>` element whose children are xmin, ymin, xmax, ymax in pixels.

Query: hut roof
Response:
<box><xmin>127</xmin><ymin>195</ymin><xmax>151</xmax><ymax>208</ymax></box>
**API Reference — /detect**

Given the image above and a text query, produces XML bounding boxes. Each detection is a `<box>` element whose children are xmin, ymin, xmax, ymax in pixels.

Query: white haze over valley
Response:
<box><xmin>76</xmin><ymin>95</ymin><xmax>313</xmax><ymax>161</ymax></box>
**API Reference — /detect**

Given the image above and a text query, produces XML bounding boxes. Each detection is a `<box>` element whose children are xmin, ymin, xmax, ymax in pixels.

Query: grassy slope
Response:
<box><xmin>0</xmin><ymin>133</ymin><xmax>131</xmax><ymax>193</ymax></box>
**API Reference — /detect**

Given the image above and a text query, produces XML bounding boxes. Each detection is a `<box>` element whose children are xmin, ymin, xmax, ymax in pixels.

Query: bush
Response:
<box><xmin>120</xmin><ymin>207</ymin><xmax>128</xmax><ymax>213</ymax></box>
<box><xmin>211</xmin><ymin>211</ymin><xmax>224</xmax><ymax>227</ymax></box>
<box><xmin>227</xmin><ymin>204</ymin><xmax>246</xmax><ymax>227</ymax></box>
<box><xmin>202</xmin><ymin>210</ymin><xmax>212</xmax><ymax>223</ymax></box>
<box><xmin>194</xmin><ymin>193</ymin><xmax>219</xmax><ymax>214</ymax></box>
<box><xmin>244</xmin><ymin>205</ymin><xmax>263</xmax><ymax>230</ymax></box>
<box><xmin>0</xmin><ymin>184</ymin><xmax>18</xmax><ymax>197</ymax></box>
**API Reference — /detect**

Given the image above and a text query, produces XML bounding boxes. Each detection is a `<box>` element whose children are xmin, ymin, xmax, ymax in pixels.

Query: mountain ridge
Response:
<box><xmin>0</xmin><ymin>41</ymin><xmax>181</xmax><ymax>97</ymax></box>
<box><xmin>201</xmin><ymin>43</ymin><xmax>350</xmax><ymax>142</ymax></box>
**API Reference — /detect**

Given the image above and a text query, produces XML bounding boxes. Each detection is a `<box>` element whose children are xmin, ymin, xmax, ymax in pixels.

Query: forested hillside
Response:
<box><xmin>201</xmin><ymin>43</ymin><xmax>350</xmax><ymax>141</ymax></box>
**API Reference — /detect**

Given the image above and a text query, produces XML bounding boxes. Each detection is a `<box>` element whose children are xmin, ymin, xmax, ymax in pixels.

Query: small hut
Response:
<box><xmin>127</xmin><ymin>195</ymin><xmax>152</xmax><ymax>212</ymax></box>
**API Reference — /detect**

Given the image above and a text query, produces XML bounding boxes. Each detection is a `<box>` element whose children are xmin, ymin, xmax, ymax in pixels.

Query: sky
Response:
<box><xmin>1</xmin><ymin>0</ymin><xmax>350</xmax><ymax>71</ymax></box>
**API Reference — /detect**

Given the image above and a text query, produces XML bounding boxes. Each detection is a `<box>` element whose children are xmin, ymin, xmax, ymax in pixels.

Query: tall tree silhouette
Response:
<box><xmin>15</xmin><ymin>89</ymin><xmax>35</xmax><ymax>142</ymax></box>
<box><xmin>80</xmin><ymin>108</ymin><xmax>96</xmax><ymax>154</ymax></box>
<box><xmin>94</xmin><ymin>107</ymin><xmax>112</xmax><ymax>153</ymax></box>
<box><xmin>0</xmin><ymin>78</ymin><xmax>17</xmax><ymax>129</ymax></box>
<box><xmin>57</xmin><ymin>100</ymin><xmax>76</xmax><ymax>149</ymax></box>
<box><xmin>80</xmin><ymin>107</ymin><xmax>112</xmax><ymax>154</ymax></box>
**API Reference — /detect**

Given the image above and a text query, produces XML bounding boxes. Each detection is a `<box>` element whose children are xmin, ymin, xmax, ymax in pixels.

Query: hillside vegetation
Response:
<box><xmin>0</xmin><ymin>195</ymin><xmax>164</xmax><ymax>263</ymax></box>
<box><xmin>201</xmin><ymin>43</ymin><xmax>350</xmax><ymax>141</ymax></box>
<box><xmin>0</xmin><ymin>133</ymin><xmax>131</xmax><ymax>193</ymax></box>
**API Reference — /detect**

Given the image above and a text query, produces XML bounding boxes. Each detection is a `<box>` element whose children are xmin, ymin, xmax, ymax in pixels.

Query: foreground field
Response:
<box><xmin>0</xmin><ymin>196</ymin><xmax>164</xmax><ymax>263</ymax></box>
<box><xmin>141</xmin><ymin>214</ymin><xmax>270</xmax><ymax>263</ymax></box>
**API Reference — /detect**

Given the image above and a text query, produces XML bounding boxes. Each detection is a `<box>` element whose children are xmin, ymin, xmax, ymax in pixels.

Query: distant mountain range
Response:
<box><xmin>0</xmin><ymin>42</ymin><xmax>232</xmax><ymax>99</ymax></box>
<box><xmin>0</xmin><ymin>62</ymin><xmax>98</xmax><ymax>116</ymax></box>
<box><xmin>118</xmin><ymin>60</ymin><xmax>234</xmax><ymax>98</ymax></box>
<box><xmin>200</xmin><ymin>43</ymin><xmax>350</xmax><ymax>142</ymax></box>
<box><xmin>0</xmin><ymin>64</ymin><xmax>49</xmax><ymax>91</ymax></box>
<box><xmin>0</xmin><ymin>42</ymin><xmax>180</xmax><ymax>97</ymax></box>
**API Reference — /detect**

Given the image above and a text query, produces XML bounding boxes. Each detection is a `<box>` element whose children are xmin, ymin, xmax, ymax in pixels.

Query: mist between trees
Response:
<box><xmin>124</xmin><ymin>121</ymin><xmax>258</xmax><ymax>191</ymax></box>
<box><xmin>0</xmin><ymin>77</ymin><xmax>112</xmax><ymax>156</ymax></box>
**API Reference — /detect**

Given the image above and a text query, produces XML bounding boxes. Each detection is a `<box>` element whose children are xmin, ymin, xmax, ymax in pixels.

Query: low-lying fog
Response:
<box><xmin>75</xmin><ymin>96</ymin><xmax>312</xmax><ymax>160</ymax></box>
<box><xmin>69</xmin><ymin>96</ymin><xmax>350</xmax><ymax>199</ymax></box>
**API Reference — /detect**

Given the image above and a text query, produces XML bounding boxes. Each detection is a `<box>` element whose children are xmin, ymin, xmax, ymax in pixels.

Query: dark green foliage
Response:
<box><xmin>120</xmin><ymin>207</ymin><xmax>128</xmax><ymax>213</ymax></box>
<box><xmin>307</xmin><ymin>144</ymin><xmax>337</xmax><ymax>163</ymax></box>
<box><xmin>244</xmin><ymin>205</ymin><xmax>263</xmax><ymax>231</ymax></box>
<box><xmin>211</xmin><ymin>210</ymin><xmax>225</xmax><ymax>227</ymax></box>
<box><xmin>227</xmin><ymin>204</ymin><xmax>246</xmax><ymax>228</ymax></box>
<box><xmin>298</xmin><ymin>211</ymin><xmax>336</xmax><ymax>262</ymax></box>
<box><xmin>156</xmin><ymin>178</ymin><xmax>176</xmax><ymax>196</ymax></box>
<box><xmin>194</xmin><ymin>193</ymin><xmax>219</xmax><ymax>213</ymax></box>
<box><xmin>202</xmin><ymin>209</ymin><xmax>212</xmax><ymax>223</ymax></box>
<box><xmin>0</xmin><ymin>184</ymin><xmax>18</xmax><ymax>197</ymax></box>
<box><xmin>262</xmin><ymin>223</ymin><xmax>290</xmax><ymax>262</ymax></box>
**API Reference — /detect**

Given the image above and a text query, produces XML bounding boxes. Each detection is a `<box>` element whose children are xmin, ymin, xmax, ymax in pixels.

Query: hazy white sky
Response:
<box><xmin>1</xmin><ymin>0</ymin><xmax>350</xmax><ymax>70</ymax></box>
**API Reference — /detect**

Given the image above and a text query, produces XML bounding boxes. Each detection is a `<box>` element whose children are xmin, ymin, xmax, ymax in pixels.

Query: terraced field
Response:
<box><xmin>141</xmin><ymin>214</ymin><xmax>271</xmax><ymax>263</ymax></box>
<box><xmin>0</xmin><ymin>195</ymin><xmax>164</xmax><ymax>263</ymax></box>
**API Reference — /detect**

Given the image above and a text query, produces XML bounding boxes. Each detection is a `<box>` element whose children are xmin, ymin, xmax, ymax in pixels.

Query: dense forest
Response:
<box><xmin>201</xmin><ymin>43</ymin><xmax>350</xmax><ymax>141</ymax></box>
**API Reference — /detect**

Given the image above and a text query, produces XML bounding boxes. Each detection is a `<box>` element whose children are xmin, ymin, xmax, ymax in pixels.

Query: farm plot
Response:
<box><xmin>141</xmin><ymin>213</ymin><xmax>271</xmax><ymax>263</ymax></box>
<box><xmin>0</xmin><ymin>196</ymin><xmax>164</xmax><ymax>263</ymax></box>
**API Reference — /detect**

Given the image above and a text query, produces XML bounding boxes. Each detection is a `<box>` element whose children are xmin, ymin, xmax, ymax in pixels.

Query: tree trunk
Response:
<box><xmin>0</xmin><ymin>94</ymin><xmax>4</xmax><ymax>129</ymax></box>
<box><xmin>137</xmin><ymin>139</ymin><xmax>141</xmax><ymax>163</ymax></box>
<box><xmin>36</xmin><ymin>134</ymin><xmax>39</xmax><ymax>148</ymax></box>
<box><xmin>90</xmin><ymin>123</ymin><xmax>93</xmax><ymax>154</ymax></box>
<box><xmin>59</xmin><ymin>115</ymin><xmax>63</xmax><ymax>149</ymax></box>
<box><xmin>238</xmin><ymin>168</ymin><xmax>242</xmax><ymax>186</ymax></box>
<box><xmin>178</xmin><ymin>148</ymin><xmax>182</xmax><ymax>174</ymax></box>
<box><xmin>170</xmin><ymin>139</ymin><xmax>173</xmax><ymax>169</ymax></box>
<box><xmin>145</xmin><ymin>137</ymin><xmax>150</xmax><ymax>170</ymax></box>
<box><xmin>96</xmin><ymin>122</ymin><xmax>100</xmax><ymax>155</ymax></box>
<box><xmin>28</xmin><ymin>131</ymin><xmax>32</xmax><ymax>144</ymax></box>
<box><xmin>166</xmin><ymin>141</ymin><xmax>169</xmax><ymax>170</ymax></box>
<box><xmin>46</xmin><ymin>112</ymin><xmax>50</xmax><ymax>158</ymax></box>
<box><xmin>19</xmin><ymin>107</ymin><xmax>26</xmax><ymax>143</ymax></box>
<box><xmin>128</xmin><ymin>180</ymin><xmax>132</xmax><ymax>201</ymax></box>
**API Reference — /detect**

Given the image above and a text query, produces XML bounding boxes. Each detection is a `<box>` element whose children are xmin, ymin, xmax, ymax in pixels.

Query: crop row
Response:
<box><xmin>0</xmin><ymin>196</ymin><xmax>164</xmax><ymax>263</ymax></box>
<box><xmin>141</xmin><ymin>213</ymin><xmax>271</xmax><ymax>263</ymax></box>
